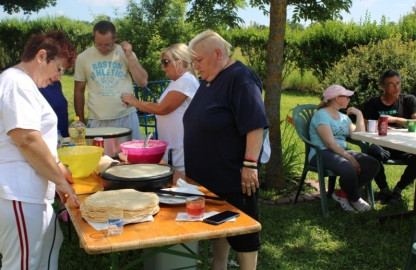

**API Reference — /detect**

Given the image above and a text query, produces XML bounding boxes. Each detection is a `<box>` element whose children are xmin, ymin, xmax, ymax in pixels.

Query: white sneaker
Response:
<box><xmin>332</xmin><ymin>192</ymin><xmax>355</xmax><ymax>212</ymax></box>
<box><xmin>350</xmin><ymin>198</ymin><xmax>371</xmax><ymax>212</ymax></box>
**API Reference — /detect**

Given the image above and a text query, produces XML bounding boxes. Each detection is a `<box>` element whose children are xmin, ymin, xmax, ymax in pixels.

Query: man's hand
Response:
<box><xmin>120</xmin><ymin>41</ymin><xmax>133</xmax><ymax>58</ymax></box>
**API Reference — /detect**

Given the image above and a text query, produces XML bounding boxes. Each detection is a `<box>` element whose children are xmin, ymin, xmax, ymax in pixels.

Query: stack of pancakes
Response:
<box><xmin>80</xmin><ymin>189</ymin><xmax>159</xmax><ymax>223</ymax></box>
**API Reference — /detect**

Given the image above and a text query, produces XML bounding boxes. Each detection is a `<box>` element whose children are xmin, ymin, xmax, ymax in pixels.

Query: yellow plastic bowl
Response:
<box><xmin>57</xmin><ymin>146</ymin><xmax>103</xmax><ymax>178</ymax></box>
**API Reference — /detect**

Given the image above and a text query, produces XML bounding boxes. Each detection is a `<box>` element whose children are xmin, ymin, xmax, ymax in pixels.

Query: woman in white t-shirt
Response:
<box><xmin>0</xmin><ymin>30</ymin><xmax>81</xmax><ymax>270</ymax></box>
<box><xmin>123</xmin><ymin>43</ymin><xmax>199</xmax><ymax>173</ymax></box>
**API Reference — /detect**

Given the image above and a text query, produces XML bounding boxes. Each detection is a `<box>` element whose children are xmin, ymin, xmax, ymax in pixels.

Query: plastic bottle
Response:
<box><xmin>68</xmin><ymin>116</ymin><xmax>86</xmax><ymax>146</ymax></box>
<box><xmin>57</xmin><ymin>130</ymin><xmax>64</xmax><ymax>148</ymax></box>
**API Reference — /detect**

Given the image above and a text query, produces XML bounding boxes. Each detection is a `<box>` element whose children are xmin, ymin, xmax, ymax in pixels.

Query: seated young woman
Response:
<box><xmin>309</xmin><ymin>85</ymin><xmax>380</xmax><ymax>212</ymax></box>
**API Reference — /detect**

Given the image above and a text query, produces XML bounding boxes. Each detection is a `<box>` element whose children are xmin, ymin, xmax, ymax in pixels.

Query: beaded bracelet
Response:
<box><xmin>243</xmin><ymin>165</ymin><xmax>258</xmax><ymax>169</ymax></box>
<box><xmin>244</xmin><ymin>156</ymin><xmax>258</xmax><ymax>163</ymax></box>
<box><xmin>243</xmin><ymin>161</ymin><xmax>258</xmax><ymax>167</ymax></box>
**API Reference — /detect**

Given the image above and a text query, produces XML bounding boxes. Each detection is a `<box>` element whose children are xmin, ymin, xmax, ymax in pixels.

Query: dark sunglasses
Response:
<box><xmin>338</xmin><ymin>95</ymin><xmax>351</xmax><ymax>99</ymax></box>
<box><xmin>160</xmin><ymin>59</ymin><xmax>171</xmax><ymax>67</ymax></box>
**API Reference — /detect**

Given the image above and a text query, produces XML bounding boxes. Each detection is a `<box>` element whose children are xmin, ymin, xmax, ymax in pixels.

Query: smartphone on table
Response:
<box><xmin>203</xmin><ymin>210</ymin><xmax>240</xmax><ymax>225</ymax></box>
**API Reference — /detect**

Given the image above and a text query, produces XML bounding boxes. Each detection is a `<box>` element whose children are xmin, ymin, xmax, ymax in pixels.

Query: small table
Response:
<box><xmin>351</xmin><ymin>129</ymin><xmax>416</xmax><ymax>220</ymax></box>
<box><xmin>65</xmin><ymin>171</ymin><xmax>261</xmax><ymax>269</ymax></box>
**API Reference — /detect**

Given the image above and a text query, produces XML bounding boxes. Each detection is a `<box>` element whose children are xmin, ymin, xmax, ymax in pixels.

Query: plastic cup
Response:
<box><xmin>367</xmin><ymin>120</ymin><xmax>377</xmax><ymax>133</ymax></box>
<box><xmin>408</xmin><ymin>120</ymin><xmax>416</xmax><ymax>132</ymax></box>
<box><xmin>186</xmin><ymin>196</ymin><xmax>205</xmax><ymax>220</ymax></box>
<box><xmin>107</xmin><ymin>201</ymin><xmax>124</xmax><ymax>235</ymax></box>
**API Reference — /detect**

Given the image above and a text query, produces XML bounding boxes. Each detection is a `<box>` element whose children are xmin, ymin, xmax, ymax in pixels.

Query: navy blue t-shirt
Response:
<box><xmin>183</xmin><ymin>61</ymin><xmax>269</xmax><ymax>193</ymax></box>
<box><xmin>39</xmin><ymin>81</ymin><xmax>69</xmax><ymax>137</ymax></box>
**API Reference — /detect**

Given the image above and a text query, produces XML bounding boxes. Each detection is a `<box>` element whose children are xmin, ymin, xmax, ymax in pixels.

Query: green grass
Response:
<box><xmin>54</xmin><ymin>79</ymin><xmax>416</xmax><ymax>269</ymax></box>
<box><xmin>60</xmin><ymin>75</ymin><xmax>76</xmax><ymax>122</ymax></box>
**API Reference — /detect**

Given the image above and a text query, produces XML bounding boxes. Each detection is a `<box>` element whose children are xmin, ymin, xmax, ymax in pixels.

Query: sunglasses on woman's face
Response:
<box><xmin>160</xmin><ymin>59</ymin><xmax>171</xmax><ymax>67</ymax></box>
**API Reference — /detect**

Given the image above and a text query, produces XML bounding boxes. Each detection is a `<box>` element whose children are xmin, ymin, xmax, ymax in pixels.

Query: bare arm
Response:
<box><xmin>120</xmin><ymin>41</ymin><xmax>148</xmax><ymax>87</ymax></box>
<box><xmin>241</xmin><ymin>128</ymin><xmax>264</xmax><ymax>196</ymax></box>
<box><xmin>9</xmin><ymin>128</ymin><xmax>80</xmax><ymax>207</ymax></box>
<box><xmin>122</xmin><ymin>91</ymin><xmax>187</xmax><ymax>115</ymax></box>
<box><xmin>74</xmin><ymin>81</ymin><xmax>87</xmax><ymax>125</ymax></box>
<box><xmin>347</xmin><ymin>107</ymin><xmax>365</xmax><ymax>133</ymax></box>
<box><xmin>316</xmin><ymin>124</ymin><xmax>361</xmax><ymax>174</ymax></box>
<box><xmin>387</xmin><ymin>115</ymin><xmax>410</xmax><ymax>127</ymax></box>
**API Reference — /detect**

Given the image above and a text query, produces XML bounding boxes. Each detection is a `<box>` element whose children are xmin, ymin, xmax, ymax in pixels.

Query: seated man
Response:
<box><xmin>362</xmin><ymin>69</ymin><xmax>416</xmax><ymax>204</ymax></box>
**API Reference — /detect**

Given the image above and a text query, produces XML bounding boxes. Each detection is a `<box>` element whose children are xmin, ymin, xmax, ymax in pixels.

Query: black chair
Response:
<box><xmin>292</xmin><ymin>104</ymin><xmax>374</xmax><ymax>217</ymax></box>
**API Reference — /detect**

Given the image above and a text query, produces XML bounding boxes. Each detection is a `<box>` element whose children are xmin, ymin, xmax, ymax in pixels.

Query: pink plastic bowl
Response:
<box><xmin>120</xmin><ymin>140</ymin><xmax>168</xmax><ymax>164</ymax></box>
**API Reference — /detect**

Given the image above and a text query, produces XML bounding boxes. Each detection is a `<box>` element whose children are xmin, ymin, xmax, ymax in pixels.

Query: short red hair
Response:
<box><xmin>21</xmin><ymin>30</ymin><xmax>76</xmax><ymax>67</ymax></box>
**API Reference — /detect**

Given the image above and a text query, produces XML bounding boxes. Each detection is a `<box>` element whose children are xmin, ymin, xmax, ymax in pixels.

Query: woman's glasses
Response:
<box><xmin>53</xmin><ymin>59</ymin><xmax>65</xmax><ymax>77</ymax></box>
<box><xmin>160</xmin><ymin>59</ymin><xmax>171</xmax><ymax>67</ymax></box>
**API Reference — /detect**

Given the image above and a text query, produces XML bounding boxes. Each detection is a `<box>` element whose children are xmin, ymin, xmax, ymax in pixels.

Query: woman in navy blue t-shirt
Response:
<box><xmin>184</xmin><ymin>30</ymin><xmax>269</xmax><ymax>270</ymax></box>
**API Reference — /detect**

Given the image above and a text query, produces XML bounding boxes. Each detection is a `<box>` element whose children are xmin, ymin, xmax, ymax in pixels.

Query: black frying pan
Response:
<box><xmin>100</xmin><ymin>163</ymin><xmax>174</xmax><ymax>191</ymax></box>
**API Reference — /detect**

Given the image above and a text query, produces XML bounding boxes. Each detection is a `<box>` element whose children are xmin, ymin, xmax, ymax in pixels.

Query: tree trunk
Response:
<box><xmin>264</xmin><ymin>0</ymin><xmax>287</xmax><ymax>189</ymax></box>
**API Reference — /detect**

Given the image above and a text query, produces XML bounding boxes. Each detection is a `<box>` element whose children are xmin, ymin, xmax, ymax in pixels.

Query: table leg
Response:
<box><xmin>201</xmin><ymin>240</ymin><xmax>209</xmax><ymax>270</ymax></box>
<box><xmin>108</xmin><ymin>241</ymin><xmax>209</xmax><ymax>269</ymax></box>
<box><xmin>413</xmin><ymin>181</ymin><xmax>416</xmax><ymax>211</ymax></box>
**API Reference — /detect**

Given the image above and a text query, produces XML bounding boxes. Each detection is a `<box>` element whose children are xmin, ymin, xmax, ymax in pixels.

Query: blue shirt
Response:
<box><xmin>183</xmin><ymin>61</ymin><xmax>269</xmax><ymax>193</ymax></box>
<box><xmin>308</xmin><ymin>108</ymin><xmax>351</xmax><ymax>161</ymax></box>
<box><xmin>39</xmin><ymin>81</ymin><xmax>69</xmax><ymax>137</ymax></box>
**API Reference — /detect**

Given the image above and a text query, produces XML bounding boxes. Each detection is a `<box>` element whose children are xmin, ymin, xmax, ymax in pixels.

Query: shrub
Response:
<box><xmin>0</xmin><ymin>16</ymin><xmax>92</xmax><ymax>70</ymax></box>
<box><xmin>226</xmin><ymin>26</ymin><xmax>269</xmax><ymax>83</ymax></box>
<box><xmin>281</xmin><ymin>115</ymin><xmax>303</xmax><ymax>179</ymax></box>
<box><xmin>292</xmin><ymin>18</ymin><xmax>398</xmax><ymax>80</ymax></box>
<box><xmin>322</xmin><ymin>35</ymin><xmax>416</xmax><ymax>109</ymax></box>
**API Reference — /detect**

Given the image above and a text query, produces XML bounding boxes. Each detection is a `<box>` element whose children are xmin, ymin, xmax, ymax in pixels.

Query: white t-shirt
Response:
<box><xmin>74</xmin><ymin>45</ymin><xmax>137</xmax><ymax>120</ymax></box>
<box><xmin>156</xmin><ymin>72</ymin><xmax>199</xmax><ymax>173</ymax></box>
<box><xmin>0</xmin><ymin>68</ymin><xmax>57</xmax><ymax>204</ymax></box>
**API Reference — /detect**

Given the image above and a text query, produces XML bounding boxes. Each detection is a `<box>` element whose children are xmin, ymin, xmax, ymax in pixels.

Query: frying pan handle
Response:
<box><xmin>168</xmin><ymin>148</ymin><xmax>173</xmax><ymax>166</ymax></box>
<box><xmin>108</xmin><ymin>161</ymin><xmax>120</xmax><ymax>168</ymax></box>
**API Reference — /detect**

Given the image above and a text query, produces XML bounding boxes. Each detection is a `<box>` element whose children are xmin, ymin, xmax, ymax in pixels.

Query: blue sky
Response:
<box><xmin>0</xmin><ymin>0</ymin><xmax>415</xmax><ymax>26</ymax></box>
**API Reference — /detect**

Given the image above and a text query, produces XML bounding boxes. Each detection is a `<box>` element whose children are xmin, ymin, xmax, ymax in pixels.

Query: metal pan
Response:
<box><xmin>100</xmin><ymin>163</ymin><xmax>174</xmax><ymax>191</ymax></box>
<box><xmin>85</xmin><ymin>127</ymin><xmax>132</xmax><ymax>158</ymax></box>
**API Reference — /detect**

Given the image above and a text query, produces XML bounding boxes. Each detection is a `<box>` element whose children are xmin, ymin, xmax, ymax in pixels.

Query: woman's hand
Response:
<box><xmin>241</xmin><ymin>167</ymin><xmax>259</xmax><ymax>196</ymax></box>
<box><xmin>348</xmin><ymin>155</ymin><xmax>361</xmax><ymax>175</ymax></box>
<box><xmin>347</xmin><ymin>107</ymin><xmax>365</xmax><ymax>132</ymax></box>
<box><xmin>55</xmin><ymin>181</ymin><xmax>81</xmax><ymax>207</ymax></box>
<box><xmin>122</xmin><ymin>93</ymin><xmax>137</xmax><ymax>106</ymax></box>
<box><xmin>346</xmin><ymin>107</ymin><xmax>362</xmax><ymax>116</ymax></box>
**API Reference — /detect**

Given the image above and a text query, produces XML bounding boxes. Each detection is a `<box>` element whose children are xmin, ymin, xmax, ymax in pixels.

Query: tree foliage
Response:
<box><xmin>0</xmin><ymin>0</ymin><xmax>56</xmax><ymax>14</ymax></box>
<box><xmin>227</xmin><ymin>27</ymin><xmax>269</xmax><ymax>82</ymax></box>
<box><xmin>116</xmin><ymin>0</ymin><xmax>193</xmax><ymax>81</ymax></box>
<box><xmin>186</xmin><ymin>0</ymin><xmax>247</xmax><ymax>30</ymax></box>
<box><xmin>0</xmin><ymin>16</ymin><xmax>91</xmax><ymax>70</ymax></box>
<box><xmin>260</xmin><ymin>0</ymin><xmax>353</xmax><ymax>189</ymax></box>
<box><xmin>323</xmin><ymin>36</ymin><xmax>416</xmax><ymax>109</ymax></box>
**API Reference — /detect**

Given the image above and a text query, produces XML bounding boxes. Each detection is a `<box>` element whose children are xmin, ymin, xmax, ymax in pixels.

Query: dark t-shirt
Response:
<box><xmin>39</xmin><ymin>81</ymin><xmax>69</xmax><ymax>137</ymax></box>
<box><xmin>183</xmin><ymin>61</ymin><xmax>269</xmax><ymax>193</ymax></box>
<box><xmin>362</xmin><ymin>94</ymin><xmax>416</xmax><ymax>128</ymax></box>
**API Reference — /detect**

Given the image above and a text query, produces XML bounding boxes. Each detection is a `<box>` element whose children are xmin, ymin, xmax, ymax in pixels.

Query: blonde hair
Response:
<box><xmin>317</xmin><ymin>99</ymin><xmax>333</xmax><ymax>109</ymax></box>
<box><xmin>188</xmin><ymin>29</ymin><xmax>232</xmax><ymax>57</ymax></box>
<box><xmin>161</xmin><ymin>43</ymin><xmax>198</xmax><ymax>78</ymax></box>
